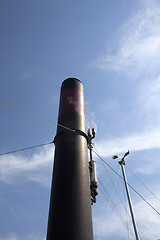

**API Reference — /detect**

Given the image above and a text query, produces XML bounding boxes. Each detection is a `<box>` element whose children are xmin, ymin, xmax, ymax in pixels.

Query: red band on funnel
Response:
<box><xmin>59</xmin><ymin>89</ymin><xmax>85</xmax><ymax>117</ymax></box>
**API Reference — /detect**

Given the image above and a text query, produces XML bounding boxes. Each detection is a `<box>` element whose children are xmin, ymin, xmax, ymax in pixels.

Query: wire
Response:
<box><xmin>93</xmin><ymin>145</ymin><xmax>133</xmax><ymax>239</ymax></box>
<box><xmin>98</xmin><ymin>178</ymin><xmax>135</xmax><ymax>239</ymax></box>
<box><xmin>92</xmin><ymin>148</ymin><xmax>160</xmax><ymax>217</ymax></box>
<box><xmin>0</xmin><ymin>99</ymin><xmax>75</xmax><ymax>132</ymax></box>
<box><xmin>94</xmin><ymin>144</ymin><xmax>132</xmax><ymax>221</ymax></box>
<box><xmin>123</xmin><ymin>180</ymin><xmax>131</xmax><ymax>240</ymax></box>
<box><xmin>97</xmin><ymin>171</ymin><xmax>121</xmax><ymax>240</ymax></box>
<box><xmin>0</xmin><ymin>142</ymin><xmax>53</xmax><ymax>156</ymax></box>
<box><xmin>95</xmin><ymin>147</ymin><xmax>143</xmax><ymax>240</ymax></box>
<box><xmin>126</xmin><ymin>166</ymin><xmax>160</xmax><ymax>203</ymax></box>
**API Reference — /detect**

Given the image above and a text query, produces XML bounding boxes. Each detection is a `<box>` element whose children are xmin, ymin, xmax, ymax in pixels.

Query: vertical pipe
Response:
<box><xmin>120</xmin><ymin>164</ymin><xmax>139</xmax><ymax>240</ymax></box>
<box><xmin>47</xmin><ymin>78</ymin><xmax>93</xmax><ymax>240</ymax></box>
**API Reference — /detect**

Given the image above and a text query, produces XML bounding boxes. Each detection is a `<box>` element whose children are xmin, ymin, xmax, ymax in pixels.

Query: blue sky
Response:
<box><xmin>1</xmin><ymin>0</ymin><xmax>160</xmax><ymax>239</ymax></box>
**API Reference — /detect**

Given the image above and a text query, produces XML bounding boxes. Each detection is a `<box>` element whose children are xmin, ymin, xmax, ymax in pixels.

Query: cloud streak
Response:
<box><xmin>93</xmin><ymin>189</ymin><xmax>160</xmax><ymax>239</ymax></box>
<box><xmin>95</xmin><ymin>0</ymin><xmax>160</xmax><ymax>77</ymax></box>
<box><xmin>95</xmin><ymin>129</ymin><xmax>160</xmax><ymax>158</ymax></box>
<box><xmin>0</xmin><ymin>238</ymin><xmax>18</xmax><ymax>240</ymax></box>
<box><xmin>0</xmin><ymin>145</ymin><xmax>54</xmax><ymax>187</ymax></box>
<box><xmin>136</xmin><ymin>75</ymin><xmax>160</xmax><ymax>126</ymax></box>
<box><xmin>0</xmin><ymin>235</ymin><xmax>45</xmax><ymax>240</ymax></box>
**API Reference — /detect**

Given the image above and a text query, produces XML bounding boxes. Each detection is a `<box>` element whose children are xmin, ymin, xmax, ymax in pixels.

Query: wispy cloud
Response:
<box><xmin>0</xmin><ymin>235</ymin><xmax>45</xmax><ymax>240</ymax></box>
<box><xmin>0</xmin><ymin>145</ymin><xmax>54</xmax><ymax>187</ymax></box>
<box><xmin>0</xmin><ymin>238</ymin><xmax>18</xmax><ymax>240</ymax></box>
<box><xmin>94</xmin><ymin>0</ymin><xmax>160</xmax><ymax>77</ymax></box>
<box><xmin>86</xmin><ymin>107</ymin><xmax>97</xmax><ymax>132</ymax></box>
<box><xmin>136</xmin><ymin>75</ymin><xmax>160</xmax><ymax>126</ymax></box>
<box><xmin>93</xmin><ymin>189</ymin><xmax>160</xmax><ymax>239</ymax></box>
<box><xmin>135</xmin><ymin>193</ymin><xmax>160</xmax><ymax>239</ymax></box>
<box><xmin>95</xmin><ymin>129</ymin><xmax>160</xmax><ymax>157</ymax></box>
<box><xmin>94</xmin><ymin>128</ymin><xmax>160</xmax><ymax>177</ymax></box>
<box><xmin>0</xmin><ymin>235</ymin><xmax>18</xmax><ymax>240</ymax></box>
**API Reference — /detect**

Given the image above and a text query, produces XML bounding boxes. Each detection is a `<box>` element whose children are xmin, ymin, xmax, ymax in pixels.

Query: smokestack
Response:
<box><xmin>47</xmin><ymin>78</ymin><xmax>93</xmax><ymax>240</ymax></box>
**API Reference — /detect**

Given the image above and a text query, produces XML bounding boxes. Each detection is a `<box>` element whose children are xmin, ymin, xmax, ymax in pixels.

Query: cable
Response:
<box><xmin>95</xmin><ymin>147</ymin><xmax>143</xmax><ymax>240</ymax></box>
<box><xmin>94</xmin><ymin>145</ymin><xmax>132</xmax><ymax>221</ymax></box>
<box><xmin>97</xmin><ymin>171</ymin><xmax>121</xmax><ymax>240</ymax></box>
<box><xmin>92</xmin><ymin>148</ymin><xmax>160</xmax><ymax>217</ymax></box>
<box><xmin>98</xmin><ymin>178</ymin><xmax>135</xmax><ymax>239</ymax></box>
<box><xmin>123</xmin><ymin>180</ymin><xmax>131</xmax><ymax>240</ymax></box>
<box><xmin>123</xmin><ymin>181</ymin><xmax>143</xmax><ymax>240</ymax></box>
<box><xmin>0</xmin><ymin>99</ymin><xmax>75</xmax><ymax>132</ymax></box>
<box><xmin>0</xmin><ymin>142</ymin><xmax>53</xmax><ymax>156</ymax></box>
<box><xmin>126</xmin><ymin>166</ymin><xmax>160</xmax><ymax>203</ymax></box>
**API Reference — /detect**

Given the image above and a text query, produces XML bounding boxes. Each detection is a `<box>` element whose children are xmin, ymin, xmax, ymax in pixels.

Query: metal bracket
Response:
<box><xmin>53</xmin><ymin>129</ymin><xmax>89</xmax><ymax>144</ymax></box>
<box><xmin>87</xmin><ymin>128</ymin><xmax>98</xmax><ymax>204</ymax></box>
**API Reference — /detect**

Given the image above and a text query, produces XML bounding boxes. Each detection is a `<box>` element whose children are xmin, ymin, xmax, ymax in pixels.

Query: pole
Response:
<box><xmin>46</xmin><ymin>78</ymin><xmax>93</xmax><ymax>240</ymax></box>
<box><xmin>119</xmin><ymin>160</ymin><xmax>139</xmax><ymax>240</ymax></box>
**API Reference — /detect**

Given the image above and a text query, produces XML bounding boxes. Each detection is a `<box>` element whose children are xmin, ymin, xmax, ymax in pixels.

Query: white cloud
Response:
<box><xmin>0</xmin><ymin>145</ymin><xmax>54</xmax><ymax>187</ymax></box>
<box><xmin>93</xmin><ymin>189</ymin><xmax>160</xmax><ymax>239</ymax></box>
<box><xmin>0</xmin><ymin>236</ymin><xmax>18</xmax><ymax>240</ymax></box>
<box><xmin>49</xmin><ymin>93</ymin><xmax>59</xmax><ymax>107</ymax></box>
<box><xmin>134</xmin><ymin>193</ymin><xmax>160</xmax><ymax>239</ymax></box>
<box><xmin>98</xmin><ymin>99</ymin><xmax>120</xmax><ymax>116</ymax></box>
<box><xmin>94</xmin><ymin>214</ymin><xmax>131</xmax><ymax>239</ymax></box>
<box><xmin>94</xmin><ymin>128</ymin><xmax>160</xmax><ymax>176</ymax></box>
<box><xmin>86</xmin><ymin>108</ymin><xmax>97</xmax><ymax>133</ymax></box>
<box><xmin>95</xmin><ymin>129</ymin><xmax>160</xmax><ymax>158</ymax></box>
<box><xmin>95</xmin><ymin>0</ymin><xmax>160</xmax><ymax>76</ymax></box>
<box><xmin>0</xmin><ymin>235</ymin><xmax>45</xmax><ymax>240</ymax></box>
<box><xmin>136</xmin><ymin>75</ymin><xmax>160</xmax><ymax>126</ymax></box>
<box><xmin>0</xmin><ymin>238</ymin><xmax>18</xmax><ymax>240</ymax></box>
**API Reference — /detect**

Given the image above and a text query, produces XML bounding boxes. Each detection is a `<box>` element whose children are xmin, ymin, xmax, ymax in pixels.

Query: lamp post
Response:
<box><xmin>112</xmin><ymin>151</ymin><xmax>139</xmax><ymax>240</ymax></box>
